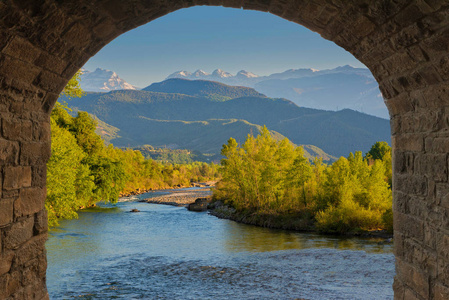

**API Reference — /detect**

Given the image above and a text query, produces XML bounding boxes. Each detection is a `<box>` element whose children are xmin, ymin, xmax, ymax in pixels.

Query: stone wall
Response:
<box><xmin>0</xmin><ymin>0</ymin><xmax>448</xmax><ymax>299</ymax></box>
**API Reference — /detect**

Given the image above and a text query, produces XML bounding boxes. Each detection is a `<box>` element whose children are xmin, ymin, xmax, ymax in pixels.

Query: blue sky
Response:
<box><xmin>84</xmin><ymin>6</ymin><xmax>365</xmax><ymax>88</ymax></box>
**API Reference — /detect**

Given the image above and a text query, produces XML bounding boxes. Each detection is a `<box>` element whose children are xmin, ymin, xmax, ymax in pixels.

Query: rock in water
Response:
<box><xmin>130</xmin><ymin>208</ymin><xmax>140</xmax><ymax>212</ymax></box>
<box><xmin>187</xmin><ymin>198</ymin><xmax>211</xmax><ymax>212</ymax></box>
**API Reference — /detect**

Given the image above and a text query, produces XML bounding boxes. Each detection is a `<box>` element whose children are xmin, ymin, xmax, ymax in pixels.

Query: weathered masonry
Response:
<box><xmin>0</xmin><ymin>0</ymin><xmax>448</xmax><ymax>299</ymax></box>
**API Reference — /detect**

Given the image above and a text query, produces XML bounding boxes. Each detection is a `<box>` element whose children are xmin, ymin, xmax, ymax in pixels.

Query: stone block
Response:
<box><xmin>20</xmin><ymin>141</ymin><xmax>51</xmax><ymax>165</ymax></box>
<box><xmin>33</xmin><ymin>70</ymin><xmax>67</xmax><ymax>94</ymax></box>
<box><xmin>3</xmin><ymin>166</ymin><xmax>32</xmax><ymax>189</ymax></box>
<box><xmin>0</xmin><ymin>56</ymin><xmax>40</xmax><ymax>89</ymax></box>
<box><xmin>4</xmin><ymin>166</ymin><xmax>21</xmax><ymax>190</ymax></box>
<box><xmin>393</xmin><ymin>151</ymin><xmax>414</xmax><ymax>174</ymax></box>
<box><xmin>0</xmin><ymin>198</ymin><xmax>14</xmax><ymax>227</ymax></box>
<box><xmin>394</xmin><ymin>2</ymin><xmax>432</xmax><ymax>26</ymax></box>
<box><xmin>437</xmin><ymin>234</ymin><xmax>449</xmax><ymax>260</ymax></box>
<box><xmin>396</xmin><ymin>258</ymin><xmax>430</xmax><ymax>299</ymax></box>
<box><xmin>394</xmin><ymin>174</ymin><xmax>428</xmax><ymax>197</ymax></box>
<box><xmin>0</xmin><ymin>251</ymin><xmax>14</xmax><ymax>276</ymax></box>
<box><xmin>425</xmin><ymin>136</ymin><xmax>449</xmax><ymax>153</ymax></box>
<box><xmin>437</xmin><ymin>257</ymin><xmax>449</xmax><ymax>283</ymax></box>
<box><xmin>34</xmin><ymin>209</ymin><xmax>47</xmax><ymax>235</ymax></box>
<box><xmin>393</xmin><ymin>231</ymin><xmax>404</xmax><ymax>258</ymax></box>
<box><xmin>0</xmin><ymin>274</ymin><xmax>7</xmax><ymax>299</ymax></box>
<box><xmin>2</xmin><ymin>117</ymin><xmax>21</xmax><ymax>141</ymax></box>
<box><xmin>394</xmin><ymin>191</ymin><xmax>409</xmax><ymax>214</ymax></box>
<box><xmin>6</xmin><ymin>270</ymin><xmax>20</xmax><ymax>296</ymax></box>
<box><xmin>41</xmin><ymin>92</ymin><xmax>58</xmax><ymax>114</ymax></box>
<box><xmin>34</xmin><ymin>52</ymin><xmax>67</xmax><ymax>75</ymax></box>
<box><xmin>421</xmin><ymin>28</ymin><xmax>449</xmax><ymax>57</ymax></box>
<box><xmin>31</xmin><ymin>164</ymin><xmax>46</xmax><ymax>188</ymax></box>
<box><xmin>419</xmin><ymin>65</ymin><xmax>443</xmax><ymax>86</ymax></box>
<box><xmin>435</xmin><ymin>283</ymin><xmax>449</xmax><ymax>300</ymax></box>
<box><xmin>63</xmin><ymin>22</ymin><xmax>93</xmax><ymax>50</ymax></box>
<box><xmin>0</xmin><ymin>138</ymin><xmax>19</xmax><ymax>165</ymax></box>
<box><xmin>404</xmin><ymin>287</ymin><xmax>422</xmax><ymax>300</ymax></box>
<box><xmin>15</xmin><ymin>187</ymin><xmax>46</xmax><ymax>218</ymax></box>
<box><xmin>33</xmin><ymin>120</ymin><xmax>50</xmax><ymax>142</ymax></box>
<box><xmin>21</xmin><ymin>119</ymin><xmax>33</xmax><ymax>141</ymax></box>
<box><xmin>2</xmin><ymin>189</ymin><xmax>18</xmax><ymax>199</ymax></box>
<box><xmin>424</xmin><ymin>225</ymin><xmax>437</xmax><ymax>250</ymax></box>
<box><xmin>92</xmin><ymin>18</ymin><xmax>118</xmax><ymax>41</ymax></box>
<box><xmin>3</xmin><ymin>216</ymin><xmax>34</xmax><ymax>249</ymax></box>
<box><xmin>392</xmin><ymin>133</ymin><xmax>424</xmax><ymax>152</ymax></box>
<box><xmin>414</xmin><ymin>154</ymin><xmax>448</xmax><ymax>182</ymax></box>
<box><xmin>385</xmin><ymin>94</ymin><xmax>415</xmax><ymax>115</ymax></box>
<box><xmin>2</xmin><ymin>35</ymin><xmax>41</xmax><ymax>63</ymax></box>
<box><xmin>394</xmin><ymin>211</ymin><xmax>424</xmax><ymax>240</ymax></box>
<box><xmin>22</xmin><ymin>166</ymin><xmax>32</xmax><ymax>187</ymax></box>
<box><xmin>393</xmin><ymin>276</ymin><xmax>405</xmax><ymax>300</ymax></box>
<box><xmin>14</xmin><ymin>234</ymin><xmax>47</xmax><ymax>268</ymax></box>
<box><xmin>436</xmin><ymin>183</ymin><xmax>449</xmax><ymax>208</ymax></box>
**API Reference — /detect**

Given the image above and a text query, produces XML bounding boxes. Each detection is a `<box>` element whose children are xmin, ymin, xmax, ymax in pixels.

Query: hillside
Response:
<box><xmin>167</xmin><ymin>66</ymin><xmax>387</xmax><ymax>119</ymax></box>
<box><xmin>143</xmin><ymin>78</ymin><xmax>265</xmax><ymax>101</ymax></box>
<box><xmin>64</xmin><ymin>79</ymin><xmax>390</xmax><ymax>158</ymax></box>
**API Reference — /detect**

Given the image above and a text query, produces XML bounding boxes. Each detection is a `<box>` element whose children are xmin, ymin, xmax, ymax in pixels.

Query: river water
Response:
<box><xmin>46</xmin><ymin>188</ymin><xmax>395</xmax><ymax>299</ymax></box>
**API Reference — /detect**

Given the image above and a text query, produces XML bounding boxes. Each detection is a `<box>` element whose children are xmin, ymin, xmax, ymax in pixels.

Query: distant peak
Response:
<box><xmin>212</xmin><ymin>69</ymin><xmax>232</xmax><ymax>78</ymax></box>
<box><xmin>193</xmin><ymin>69</ymin><xmax>209</xmax><ymax>76</ymax></box>
<box><xmin>166</xmin><ymin>70</ymin><xmax>192</xmax><ymax>79</ymax></box>
<box><xmin>236</xmin><ymin>70</ymin><xmax>258</xmax><ymax>78</ymax></box>
<box><xmin>335</xmin><ymin>65</ymin><xmax>355</xmax><ymax>70</ymax></box>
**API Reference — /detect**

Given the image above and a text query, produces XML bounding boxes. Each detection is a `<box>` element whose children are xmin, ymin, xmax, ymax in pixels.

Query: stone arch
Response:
<box><xmin>0</xmin><ymin>0</ymin><xmax>448</xmax><ymax>299</ymax></box>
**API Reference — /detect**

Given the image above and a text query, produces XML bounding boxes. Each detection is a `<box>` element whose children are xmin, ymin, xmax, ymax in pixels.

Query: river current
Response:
<box><xmin>46</xmin><ymin>188</ymin><xmax>395</xmax><ymax>299</ymax></box>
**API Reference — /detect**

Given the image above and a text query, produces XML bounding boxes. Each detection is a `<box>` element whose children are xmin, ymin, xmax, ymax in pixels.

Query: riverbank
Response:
<box><xmin>119</xmin><ymin>181</ymin><xmax>217</xmax><ymax>197</ymax></box>
<box><xmin>136</xmin><ymin>188</ymin><xmax>392</xmax><ymax>239</ymax></box>
<box><xmin>140</xmin><ymin>188</ymin><xmax>212</xmax><ymax>206</ymax></box>
<box><xmin>208</xmin><ymin>202</ymin><xmax>393</xmax><ymax>239</ymax></box>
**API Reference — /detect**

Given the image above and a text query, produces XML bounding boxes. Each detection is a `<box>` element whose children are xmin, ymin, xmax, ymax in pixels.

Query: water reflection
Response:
<box><xmin>46</xmin><ymin>189</ymin><xmax>394</xmax><ymax>299</ymax></box>
<box><xmin>222</xmin><ymin>220</ymin><xmax>392</xmax><ymax>254</ymax></box>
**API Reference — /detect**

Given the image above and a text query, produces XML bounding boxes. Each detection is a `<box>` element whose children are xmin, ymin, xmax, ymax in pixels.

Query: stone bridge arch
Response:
<box><xmin>0</xmin><ymin>0</ymin><xmax>448</xmax><ymax>299</ymax></box>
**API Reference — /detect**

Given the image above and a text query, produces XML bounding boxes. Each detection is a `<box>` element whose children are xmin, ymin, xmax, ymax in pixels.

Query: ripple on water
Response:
<box><xmin>50</xmin><ymin>249</ymin><xmax>394</xmax><ymax>300</ymax></box>
<box><xmin>46</xmin><ymin>190</ymin><xmax>394</xmax><ymax>300</ymax></box>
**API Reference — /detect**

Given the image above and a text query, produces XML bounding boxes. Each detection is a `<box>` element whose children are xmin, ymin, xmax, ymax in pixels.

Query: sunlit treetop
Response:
<box><xmin>60</xmin><ymin>70</ymin><xmax>85</xmax><ymax>99</ymax></box>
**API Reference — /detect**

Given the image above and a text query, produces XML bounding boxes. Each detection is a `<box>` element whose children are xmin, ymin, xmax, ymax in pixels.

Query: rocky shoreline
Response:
<box><xmin>136</xmin><ymin>188</ymin><xmax>393</xmax><ymax>240</ymax></box>
<box><xmin>208</xmin><ymin>202</ymin><xmax>393</xmax><ymax>240</ymax></box>
<box><xmin>119</xmin><ymin>181</ymin><xmax>217</xmax><ymax>198</ymax></box>
<box><xmin>140</xmin><ymin>189</ymin><xmax>212</xmax><ymax>207</ymax></box>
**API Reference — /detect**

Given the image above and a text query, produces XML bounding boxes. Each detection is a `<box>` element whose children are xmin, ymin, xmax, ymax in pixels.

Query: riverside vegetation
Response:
<box><xmin>47</xmin><ymin>72</ymin><xmax>219</xmax><ymax>226</ymax></box>
<box><xmin>49</xmin><ymin>72</ymin><xmax>392</xmax><ymax>234</ymax></box>
<box><xmin>213</xmin><ymin>127</ymin><xmax>393</xmax><ymax>234</ymax></box>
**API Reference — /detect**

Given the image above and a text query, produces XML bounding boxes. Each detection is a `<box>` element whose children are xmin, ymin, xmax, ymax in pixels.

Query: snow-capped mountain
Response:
<box><xmin>212</xmin><ymin>69</ymin><xmax>233</xmax><ymax>78</ymax></box>
<box><xmin>165</xmin><ymin>66</ymin><xmax>388</xmax><ymax>119</ymax></box>
<box><xmin>80</xmin><ymin>68</ymin><xmax>137</xmax><ymax>92</ymax></box>
<box><xmin>236</xmin><ymin>70</ymin><xmax>258</xmax><ymax>78</ymax></box>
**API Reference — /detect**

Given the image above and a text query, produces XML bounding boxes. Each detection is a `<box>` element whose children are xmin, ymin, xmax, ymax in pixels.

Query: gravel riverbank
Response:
<box><xmin>141</xmin><ymin>189</ymin><xmax>212</xmax><ymax>206</ymax></box>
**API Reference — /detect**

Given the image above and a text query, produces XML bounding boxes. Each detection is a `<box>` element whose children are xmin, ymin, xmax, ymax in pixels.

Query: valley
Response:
<box><xmin>65</xmin><ymin>77</ymin><xmax>390</xmax><ymax>160</ymax></box>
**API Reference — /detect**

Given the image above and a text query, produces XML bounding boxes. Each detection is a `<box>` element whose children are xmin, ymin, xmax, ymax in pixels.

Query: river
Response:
<box><xmin>46</xmin><ymin>188</ymin><xmax>395</xmax><ymax>299</ymax></box>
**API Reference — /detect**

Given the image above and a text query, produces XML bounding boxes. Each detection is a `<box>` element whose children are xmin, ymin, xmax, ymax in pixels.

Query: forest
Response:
<box><xmin>49</xmin><ymin>72</ymin><xmax>392</xmax><ymax>234</ymax></box>
<box><xmin>213</xmin><ymin>127</ymin><xmax>392</xmax><ymax>234</ymax></box>
<box><xmin>46</xmin><ymin>73</ymin><xmax>219</xmax><ymax>226</ymax></box>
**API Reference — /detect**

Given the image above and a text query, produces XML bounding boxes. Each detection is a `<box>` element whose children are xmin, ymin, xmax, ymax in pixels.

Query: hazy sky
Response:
<box><xmin>83</xmin><ymin>6</ymin><xmax>365</xmax><ymax>88</ymax></box>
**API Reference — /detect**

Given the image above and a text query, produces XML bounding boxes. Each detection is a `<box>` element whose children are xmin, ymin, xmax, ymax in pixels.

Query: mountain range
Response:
<box><xmin>78</xmin><ymin>66</ymin><xmax>388</xmax><ymax>119</ymax></box>
<box><xmin>63</xmin><ymin>78</ymin><xmax>390</xmax><ymax>160</ymax></box>
<box><xmin>80</xmin><ymin>68</ymin><xmax>138</xmax><ymax>92</ymax></box>
<box><xmin>167</xmin><ymin>66</ymin><xmax>387</xmax><ymax>119</ymax></box>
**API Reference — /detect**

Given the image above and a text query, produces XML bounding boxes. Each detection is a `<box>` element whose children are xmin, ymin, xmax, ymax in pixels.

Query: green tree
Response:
<box><xmin>46</xmin><ymin>119</ymin><xmax>93</xmax><ymax>226</ymax></box>
<box><xmin>60</xmin><ymin>70</ymin><xmax>85</xmax><ymax>99</ymax></box>
<box><xmin>366</xmin><ymin>141</ymin><xmax>391</xmax><ymax>161</ymax></box>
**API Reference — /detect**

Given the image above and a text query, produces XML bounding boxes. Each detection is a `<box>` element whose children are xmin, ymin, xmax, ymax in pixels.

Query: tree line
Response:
<box><xmin>47</xmin><ymin>106</ymin><xmax>219</xmax><ymax>227</ymax></box>
<box><xmin>213</xmin><ymin>126</ymin><xmax>392</xmax><ymax>233</ymax></box>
